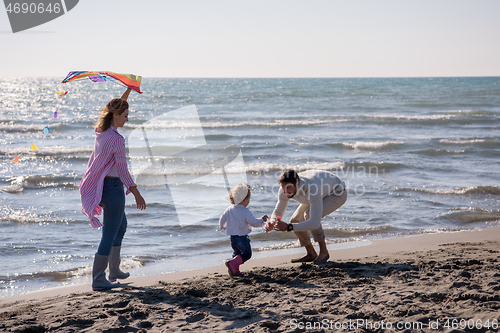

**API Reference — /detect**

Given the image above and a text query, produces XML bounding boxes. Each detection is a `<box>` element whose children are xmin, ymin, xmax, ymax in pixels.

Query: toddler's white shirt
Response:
<box><xmin>219</xmin><ymin>204</ymin><xmax>265</xmax><ymax>236</ymax></box>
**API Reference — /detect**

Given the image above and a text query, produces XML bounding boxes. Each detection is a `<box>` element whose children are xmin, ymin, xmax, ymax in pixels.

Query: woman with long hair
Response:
<box><xmin>80</xmin><ymin>88</ymin><xmax>146</xmax><ymax>290</ymax></box>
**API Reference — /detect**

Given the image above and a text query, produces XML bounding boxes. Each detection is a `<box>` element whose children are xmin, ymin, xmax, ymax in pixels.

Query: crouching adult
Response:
<box><xmin>269</xmin><ymin>169</ymin><xmax>347</xmax><ymax>264</ymax></box>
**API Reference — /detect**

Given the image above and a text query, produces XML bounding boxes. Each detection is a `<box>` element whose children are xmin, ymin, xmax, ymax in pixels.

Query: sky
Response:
<box><xmin>1</xmin><ymin>0</ymin><xmax>499</xmax><ymax>78</ymax></box>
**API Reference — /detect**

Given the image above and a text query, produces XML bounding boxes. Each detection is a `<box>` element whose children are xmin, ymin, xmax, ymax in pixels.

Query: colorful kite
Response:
<box><xmin>56</xmin><ymin>90</ymin><xmax>68</xmax><ymax>97</ymax></box>
<box><xmin>61</xmin><ymin>71</ymin><xmax>143</xmax><ymax>94</ymax></box>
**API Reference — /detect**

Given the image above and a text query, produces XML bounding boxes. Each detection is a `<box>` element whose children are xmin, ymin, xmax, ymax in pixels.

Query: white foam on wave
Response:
<box><xmin>0</xmin><ymin>122</ymin><xmax>64</xmax><ymax>133</ymax></box>
<box><xmin>130</xmin><ymin>160</ymin><xmax>345</xmax><ymax>177</ymax></box>
<box><xmin>407</xmin><ymin>186</ymin><xmax>500</xmax><ymax>196</ymax></box>
<box><xmin>412</xmin><ymin>148</ymin><xmax>466</xmax><ymax>156</ymax></box>
<box><xmin>254</xmin><ymin>241</ymin><xmax>301</xmax><ymax>251</ymax></box>
<box><xmin>72</xmin><ymin>258</ymin><xmax>143</xmax><ymax>278</ymax></box>
<box><xmin>445</xmin><ymin>109</ymin><xmax>494</xmax><ymax>116</ymax></box>
<box><xmin>368</xmin><ymin>114</ymin><xmax>454</xmax><ymax>121</ymax></box>
<box><xmin>0</xmin><ymin>184</ymin><xmax>23</xmax><ymax>193</ymax></box>
<box><xmin>450</xmin><ymin>207</ymin><xmax>500</xmax><ymax>214</ymax></box>
<box><xmin>244</xmin><ymin>161</ymin><xmax>345</xmax><ymax>174</ymax></box>
<box><xmin>0</xmin><ymin>206</ymin><xmax>45</xmax><ymax>223</ymax></box>
<box><xmin>128</xmin><ymin>118</ymin><xmax>347</xmax><ymax>130</ymax></box>
<box><xmin>131</xmin><ymin>159</ymin><xmax>398</xmax><ymax>180</ymax></box>
<box><xmin>439</xmin><ymin>138</ymin><xmax>487</xmax><ymax>144</ymax></box>
<box><xmin>440</xmin><ymin>209</ymin><xmax>500</xmax><ymax>223</ymax></box>
<box><xmin>74</xmin><ymin>265</ymin><xmax>92</xmax><ymax>278</ymax></box>
<box><xmin>0</xmin><ymin>145</ymin><xmax>92</xmax><ymax>156</ymax></box>
<box><xmin>342</xmin><ymin>141</ymin><xmax>404</xmax><ymax>150</ymax></box>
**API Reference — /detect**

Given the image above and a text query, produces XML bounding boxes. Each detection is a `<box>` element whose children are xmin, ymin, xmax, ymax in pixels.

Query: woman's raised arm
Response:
<box><xmin>120</xmin><ymin>87</ymin><xmax>132</xmax><ymax>101</ymax></box>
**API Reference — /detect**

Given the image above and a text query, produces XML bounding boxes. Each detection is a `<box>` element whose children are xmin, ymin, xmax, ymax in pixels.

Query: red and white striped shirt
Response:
<box><xmin>80</xmin><ymin>126</ymin><xmax>137</xmax><ymax>228</ymax></box>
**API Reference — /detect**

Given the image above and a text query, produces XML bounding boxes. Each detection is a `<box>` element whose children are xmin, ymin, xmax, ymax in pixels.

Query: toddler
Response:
<box><xmin>219</xmin><ymin>183</ymin><xmax>268</xmax><ymax>276</ymax></box>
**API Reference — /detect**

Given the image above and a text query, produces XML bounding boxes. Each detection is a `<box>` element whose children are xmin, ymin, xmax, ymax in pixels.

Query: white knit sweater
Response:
<box><xmin>271</xmin><ymin>170</ymin><xmax>346</xmax><ymax>231</ymax></box>
<box><xmin>219</xmin><ymin>204</ymin><xmax>265</xmax><ymax>236</ymax></box>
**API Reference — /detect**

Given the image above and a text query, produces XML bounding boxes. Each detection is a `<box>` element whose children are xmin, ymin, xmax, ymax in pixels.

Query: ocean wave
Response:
<box><xmin>363</xmin><ymin>114</ymin><xmax>454</xmax><ymax>125</ymax></box>
<box><xmin>71</xmin><ymin>258</ymin><xmax>142</xmax><ymax>278</ymax></box>
<box><xmin>0</xmin><ymin>258</ymin><xmax>143</xmax><ymax>284</ymax></box>
<box><xmin>6</xmin><ymin>174</ymin><xmax>80</xmax><ymax>190</ymax></box>
<box><xmin>0</xmin><ymin>123</ymin><xmax>63</xmax><ymax>133</ymax></box>
<box><xmin>130</xmin><ymin>110</ymin><xmax>498</xmax><ymax>130</ymax></box>
<box><xmin>450</xmin><ymin>207</ymin><xmax>500</xmax><ymax>214</ymax></box>
<box><xmin>323</xmin><ymin>225</ymin><xmax>397</xmax><ymax>237</ymax></box>
<box><xmin>439</xmin><ymin>138</ymin><xmax>486</xmax><ymax>144</ymax></box>
<box><xmin>0</xmin><ymin>207</ymin><xmax>72</xmax><ymax>224</ymax></box>
<box><xmin>244</xmin><ymin>161</ymin><xmax>345</xmax><ymax>174</ymax></box>
<box><xmin>439</xmin><ymin>207</ymin><xmax>500</xmax><ymax>224</ymax></box>
<box><xmin>204</xmin><ymin>134</ymin><xmax>234</xmax><ymax>140</ymax></box>
<box><xmin>400</xmin><ymin>186</ymin><xmax>500</xmax><ymax>196</ymax></box>
<box><xmin>0</xmin><ymin>145</ymin><xmax>92</xmax><ymax>157</ymax></box>
<box><xmin>131</xmin><ymin>160</ymin><xmax>347</xmax><ymax>177</ymax></box>
<box><xmin>0</xmin><ymin>269</ymin><xmax>76</xmax><ymax>284</ymax></box>
<box><xmin>343</xmin><ymin>161</ymin><xmax>404</xmax><ymax>173</ymax></box>
<box><xmin>330</xmin><ymin>140</ymin><xmax>404</xmax><ymax>151</ymax></box>
<box><xmin>130</xmin><ymin>159</ymin><xmax>403</xmax><ymax>178</ymax></box>
<box><xmin>0</xmin><ymin>184</ymin><xmax>23</xmax><ymax>193</ymax></box>
<box><xmin>446</xmin><ymin>110</ymin><xmax>498</xmax><ymax>117</ymax></box>
<box><xmin>362</xmin><ymin>111</ymin><xmax>498</xmax><ymax>125</ymax></box>
<box><xmin>370</xmin><ymin>114</ymin><xmax>453</xmax><ymax>121</ymax></box>
<box><xmin>253</xmin><ymin>240</ymin><xmax>301</xmax><ymax>251</ymax></box>
<box><xmin>410</xmin><ymin>148</ymin><xmax>466</xmax><ymax>156</ymax></box>
<box><xmin>254</xmin><ymin>237</ymin><xmax>368</xmax><ymax>252</ymax></box>
<box><xmin>132</xmin><ymin>161</ymin><xmax>345</xmax><ymax>181</ymax></box>
<box><xmin>128</xmin><ymin>117</ymin><xmax>348</xmax><ymax>130</ymax></box>
<box><xmin>29</xmin><ymin>146</ymin><xmax>93</xmax><ymax>157</ymax></box>
<box><xmin>253</xmin><ymin>226</ymin><xmax>398</xmax><ymax>251</ymax></box>
<box><xmin>438</xmin><ymin>138</ymin><xmax>500</xmax><ymax>147</ymax></box>
<box><xmin>207</xmin><ymin>118</ymin><xmax>348</xmax><ymax>128</ymax></box>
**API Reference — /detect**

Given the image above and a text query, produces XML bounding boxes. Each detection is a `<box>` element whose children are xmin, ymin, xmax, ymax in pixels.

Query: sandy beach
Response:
<box><xmin>1</xmin><ymin>228</ymin><xmax>500</xmax><ymax>332</ymax></box>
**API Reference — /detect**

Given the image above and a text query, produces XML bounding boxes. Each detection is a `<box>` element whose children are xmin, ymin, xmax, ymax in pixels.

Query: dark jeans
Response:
<box><xmin>97</xmin><ymin>177</ymin><xmax>127</xmax><ymax>256</ymax></box>
<box><xmin>230</xmin><ymin>235</ymin><xmax>252</xmax><ymax>262</ymax></box>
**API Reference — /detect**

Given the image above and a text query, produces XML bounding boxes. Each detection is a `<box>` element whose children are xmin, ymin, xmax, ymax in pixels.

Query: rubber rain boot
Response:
<box><xmin>92</xmin><ymin>253</ymin><xmax>120</xmax><ymax>291</ymax></box>
<box><xmin>225</xmin><ymin>254</ymin><xmax>244</xmax><ymax>277</ymax></box>
<box><xmin>108</xmin><ymin>246</ymin><xmax>130</xmax><ymax>282</ymax></box>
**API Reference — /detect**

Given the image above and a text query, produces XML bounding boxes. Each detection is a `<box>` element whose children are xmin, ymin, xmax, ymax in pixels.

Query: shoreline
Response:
<box><xmin>1</xmin><ymin>226</ymin><xmax>494</xmax><ymax>302</ymax></box>
<box><xmin>2</xmin><ymin>226</ymin><xmax>499</xmax><ymax>332</ymax></box>
<box><xmin>2</xmin><ymin>226</ymin><xmax>499</xmax><ymax>307</ymax></box>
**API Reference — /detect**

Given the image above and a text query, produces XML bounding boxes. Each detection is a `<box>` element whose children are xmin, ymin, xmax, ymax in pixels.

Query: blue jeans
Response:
<box><xmin>97</xmin><ymin>177</ymin><xmax>127</xmax><ymax>256</ymax></box>
<box><xmin>230</xmin><ymin>235</ymin><xmax>252</xmax><ymax>262</ymax></box>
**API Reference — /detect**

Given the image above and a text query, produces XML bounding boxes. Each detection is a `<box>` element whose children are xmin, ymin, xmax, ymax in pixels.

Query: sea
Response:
<box><xmin>1</xmin><ymin>77</ymin><xmax>499</xmax><ymax>298</ymax></box>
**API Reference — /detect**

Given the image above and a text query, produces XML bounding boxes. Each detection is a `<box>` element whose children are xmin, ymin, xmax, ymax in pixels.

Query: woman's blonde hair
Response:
<box><xmin>95</xmin><ymin>98</ymin><xmax>129</xmax><ymax>132</ymax></box>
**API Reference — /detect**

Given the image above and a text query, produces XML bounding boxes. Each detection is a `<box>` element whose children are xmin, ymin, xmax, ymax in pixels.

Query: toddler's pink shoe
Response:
<box><xmin>225</xmin><ymin>255</ymin><xmax>244</xmax><ymax>277</ymax></box>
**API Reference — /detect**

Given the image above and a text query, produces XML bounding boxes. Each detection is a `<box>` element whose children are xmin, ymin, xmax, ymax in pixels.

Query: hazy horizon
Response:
<box><xmin>1</xmin><ymin>0</ymin><xmax>499</xmax><ymax>78</ymax></box>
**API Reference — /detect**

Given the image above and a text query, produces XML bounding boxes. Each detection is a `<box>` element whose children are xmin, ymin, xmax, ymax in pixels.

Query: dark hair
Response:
<box><xmin>95</xmin><ymin>98</ymin><xmax>129</xmax><ymax>132</ymax></box>
<box><xmin>278</xmin><ymin>169</ymin><xmax>300</xmax><ymax>184</ymax></box>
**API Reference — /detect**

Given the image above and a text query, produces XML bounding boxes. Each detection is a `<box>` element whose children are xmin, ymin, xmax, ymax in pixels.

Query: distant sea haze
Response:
<box><xmin>1</xmin><ymin>77</ymin><xmax>499</xmax><ymax>297</ymax></box>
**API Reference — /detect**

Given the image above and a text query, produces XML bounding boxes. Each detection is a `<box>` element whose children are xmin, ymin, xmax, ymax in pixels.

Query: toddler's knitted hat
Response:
<box><xmin>229</xmin><ymin>182</ymin><xmax>249</xmax><ymax>205</ymax></box>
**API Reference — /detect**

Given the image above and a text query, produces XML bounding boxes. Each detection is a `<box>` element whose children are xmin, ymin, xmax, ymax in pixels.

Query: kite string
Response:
<box><xmin>26</xmin><ymin>91</ymin><xmax>64</xmax><ymax>163</ymax></box>
<box><xmin>44</xmin><ymin>104</ymin><xmax>60</xmax><ymax>134</ymax></box>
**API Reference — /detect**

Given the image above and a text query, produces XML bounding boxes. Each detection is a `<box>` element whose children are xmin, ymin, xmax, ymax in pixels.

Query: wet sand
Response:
<box><xmin>1</xmin><ymin>228</ymin><xmax>500</xmax><ymax>332</ymax></box>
